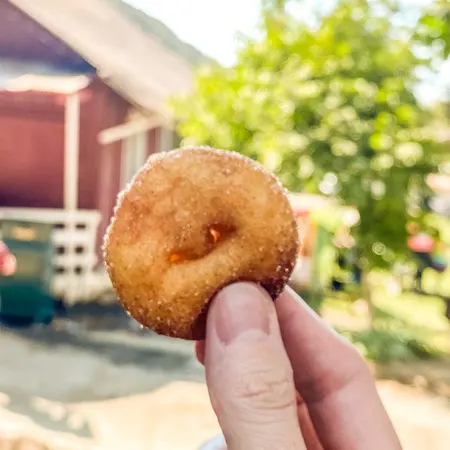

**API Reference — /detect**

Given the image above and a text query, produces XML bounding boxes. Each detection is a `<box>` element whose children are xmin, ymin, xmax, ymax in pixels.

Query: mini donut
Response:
<box><xmin>104</xmin><ymin>147</ymin><xmax>299</xmax><ymax>340</ymax></box>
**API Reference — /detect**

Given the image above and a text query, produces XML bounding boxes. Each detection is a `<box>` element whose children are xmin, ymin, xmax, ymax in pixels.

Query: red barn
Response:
<box><xmin>0</xmin><ymin>0</ymin><xmax>201</xmax><ymax>303</ymax></box>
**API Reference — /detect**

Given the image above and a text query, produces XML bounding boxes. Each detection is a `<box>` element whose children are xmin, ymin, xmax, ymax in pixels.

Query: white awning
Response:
<box><xmin>5</xmin><ymin>74</ymin><xmax>91</xmax><ymax>95</ymax></box>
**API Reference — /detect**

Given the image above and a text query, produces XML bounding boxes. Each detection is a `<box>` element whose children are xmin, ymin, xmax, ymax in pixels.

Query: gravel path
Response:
<box><xmin>0</xmin><ymin>323</ymin><xmax>449</xmax><ymax>449</ymax></box>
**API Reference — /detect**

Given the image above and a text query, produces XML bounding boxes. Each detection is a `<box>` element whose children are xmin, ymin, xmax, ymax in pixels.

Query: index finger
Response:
<box><xmin>276</xmin><ymin>288</ymin><xmax>401</xmax><ymax>450</ymax></box>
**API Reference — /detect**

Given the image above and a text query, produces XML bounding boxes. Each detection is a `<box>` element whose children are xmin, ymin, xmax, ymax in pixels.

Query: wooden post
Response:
<box><xmin>64</xmin><ymin>93</ymin><xmax>80</xmax><ymax>211</ymax></box>
<box><xmin>64</xmin><ymin>93</ymin><xmax>80</xmax><ymax>303</ymax></box>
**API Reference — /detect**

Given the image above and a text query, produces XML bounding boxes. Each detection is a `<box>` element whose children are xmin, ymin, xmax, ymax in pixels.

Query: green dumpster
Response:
<box><xmin>0</xmin><ymin>219</ymin><xmax>55</xmax><ymax>325</ymax></box>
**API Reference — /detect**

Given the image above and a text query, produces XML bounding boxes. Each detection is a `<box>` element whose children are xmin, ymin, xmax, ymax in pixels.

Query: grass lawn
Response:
<box><xmin>323</xmin><ymin>287</ymin><xmax>449</xmax><ymax>353</ymax></box>
<box><xmin>322</xmin><ymin>284</ymin><xmax>450</xmax><ymax>397</ymax></box>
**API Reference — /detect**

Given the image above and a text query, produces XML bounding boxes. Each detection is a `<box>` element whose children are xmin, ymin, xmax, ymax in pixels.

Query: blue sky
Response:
<box><xmin>127</xmin><ymin>0</ymin><xmax>448</xmax><ymax>102</ymax></box>
<box><xmin>127</xmin><ymin>0</ymin><xmax>263</xmax><ymax>66</ymax></box>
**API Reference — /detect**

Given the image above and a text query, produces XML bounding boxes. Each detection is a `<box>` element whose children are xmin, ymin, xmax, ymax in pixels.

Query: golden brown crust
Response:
<box><xmin>103</xmin><ymin>147</ymin><xmax>298</xmax><ymax>340</ymax></box>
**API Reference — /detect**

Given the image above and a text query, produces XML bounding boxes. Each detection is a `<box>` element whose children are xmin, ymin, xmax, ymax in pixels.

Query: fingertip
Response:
<box><xmin>276</xmin><ymin>286</ymin><xmax>371</xmax><ymax>403</ymax></box>
<box><xmin>196</xmin><ymin>340</ymin><xmax>205</xmax><ymax>365</ymax></box>
<box><xmin>276</xmin><ymin>286</ymin><xmax>326</xmax><ymax>330</ymax></box>
<box><xmin>207</xmin><ymin>282</ymin><xmax>273</xmax><ymax>345</ymax></box>
<box><xmin>202</xmin><ymin>283</ymin><xmax>304</xmax><ymax>449</ymax></box>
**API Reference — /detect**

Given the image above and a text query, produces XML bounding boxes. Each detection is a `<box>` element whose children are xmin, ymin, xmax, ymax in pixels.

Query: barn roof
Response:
<box><xmin>0</xmin><ymin>58</ymin><xmax>92</xmax><ymax>94</ymax></box>
<box><xmin>8</xmin><ymin>0</ymin><xmax>198</xmax><ymax>121</ymax></box>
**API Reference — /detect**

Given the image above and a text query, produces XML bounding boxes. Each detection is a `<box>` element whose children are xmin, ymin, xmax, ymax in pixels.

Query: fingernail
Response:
<box><xmin>214</xmin><ymin>283</ymin><xmax>271</xmax><ymax>344</ymax></box>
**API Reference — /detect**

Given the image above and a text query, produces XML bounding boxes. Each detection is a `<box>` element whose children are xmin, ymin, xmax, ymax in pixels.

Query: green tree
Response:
<box><xmin>418</xmin><ymin>0</ymin><xmax>450</xmax><ymax>58</ymax></box>
<box><xmin>262</xmin><ymin>0</ymin><xmax>286</xmax><ymax>11</ymax></box>
<box><xmin>173</xmin><ymin>0</ymin><xmax>441</xmax><ymax>298</ymax></box>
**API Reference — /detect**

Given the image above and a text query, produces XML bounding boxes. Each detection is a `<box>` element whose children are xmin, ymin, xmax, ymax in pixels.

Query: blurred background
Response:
<box><xmin>0</xmin><ymin>0</ymin><xmax>449</xmax><ymax>448</ymax></box>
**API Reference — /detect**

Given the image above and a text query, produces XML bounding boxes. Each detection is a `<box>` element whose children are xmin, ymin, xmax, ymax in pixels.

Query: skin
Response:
<box><xmin>196</xmin><ymin>283</ymin><xmax>402</xmax><ymax>450</ymax></box>
<box><xmin>0</xmin><ymin>242</ymin><xmax>16</xmax><ymax>277</ymax></box>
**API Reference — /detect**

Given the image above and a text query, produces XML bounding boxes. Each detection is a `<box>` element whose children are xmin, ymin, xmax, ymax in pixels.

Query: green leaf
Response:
<box><xmin>172</xmin><ymin>0</ymin><xmax>443</xmax><ymax>272</ymax></box>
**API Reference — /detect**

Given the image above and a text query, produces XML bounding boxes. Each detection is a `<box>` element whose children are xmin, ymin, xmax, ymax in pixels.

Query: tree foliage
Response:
<box><xmin>261</xmin><ymin>0</ymin><xmax>287</xmax><ymax>11</ymax></box>
<box><xmin>417</xmin><ymin>0</ymin><xmax>450</xmax><ymax>58</ymax></box>
<box><xmin>173</xmin><ymin>0</ymin><xmax>442</xmax><ymax>269</ymax></box>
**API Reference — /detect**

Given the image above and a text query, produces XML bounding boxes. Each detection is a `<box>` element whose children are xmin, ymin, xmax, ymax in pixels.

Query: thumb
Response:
<box><xmin>204</xmin><ymin>283</ymin><xmax>305</xmax><ymax>450</ymax></box>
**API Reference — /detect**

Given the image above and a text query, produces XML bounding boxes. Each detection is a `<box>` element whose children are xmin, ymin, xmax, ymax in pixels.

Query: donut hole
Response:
<box><xmin>207</xmin><ymin>223</ymin><xmax>235</xmax><ymax>245</ymax></box>
<box><xmin>170</xmin><ymin>253</ymin><xmax>185</xmax><ymax>263</ymax></box>
<box><xmin>169</xmin><ymin>223</ymin><xmax>236</xmax><ymax>264</ymax></box>
<box><xmin>169</xmin><ymin>250</ymin><xmax>200</xmax><ymax>264</ymax></box>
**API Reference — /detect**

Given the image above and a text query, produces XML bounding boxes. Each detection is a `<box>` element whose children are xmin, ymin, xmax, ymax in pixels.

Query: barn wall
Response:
<box><xmin>90</xmin><ymin>82</ymin><xmax>129</xmax><ymax>250</ymax></box>
<box><xmin>0</xmin><ymin>82</ymin><xmax>130</xmax><ymax>251</ymax></box>
<box><xmin>0</xmin><ymin>92</ymin><xmax>65</xmax><ymax>207</ymax></box>
<box><xmin>0</xmin><ymin>0</ymin><xmax>162</xmax><ymax>259</ymax></box>
<box><xmin>147</xmin><ymin>128</ymin><xmax>159</xmax><ymax>157</ymax></box>
<box><xmin>78</xmin><ymin>80</ymin><xmax>128</xmax><ymax>213</ymax></box>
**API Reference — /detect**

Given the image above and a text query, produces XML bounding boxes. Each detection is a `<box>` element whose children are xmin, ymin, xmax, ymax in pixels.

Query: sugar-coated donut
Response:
<box><xmin>104</xmin><ymin>147</ymin><xmax>299</xmax><ymax>340</ymax></box>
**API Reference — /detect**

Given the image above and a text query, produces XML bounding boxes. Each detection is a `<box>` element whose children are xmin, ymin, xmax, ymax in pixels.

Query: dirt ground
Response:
<box><xmin>0</xmin><ymin>321</ymin><xmax>449</xmax><ymax>449</ymax></box>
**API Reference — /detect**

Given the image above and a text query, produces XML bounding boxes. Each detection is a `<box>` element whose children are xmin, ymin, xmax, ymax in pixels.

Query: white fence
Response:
<box><xmin>0</xmin><ymin>208</ymin><xmax>115</xmax><ymax>304</ymax></box>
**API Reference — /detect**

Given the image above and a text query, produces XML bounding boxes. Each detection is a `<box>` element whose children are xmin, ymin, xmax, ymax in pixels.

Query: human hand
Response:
<box><xmin>196</xmin><ymin>283</ymin><xmax>401</xmax><ymax>450</ymax></box>
<box><xmin>1</xmin><ymin>253</ymin><xmax>17</xmax><ymax>277</ymax></box>
<box><xmin>0</xmin><ymin>242</ymin><xmax>16</xmax><ymax>277</ymax></box>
